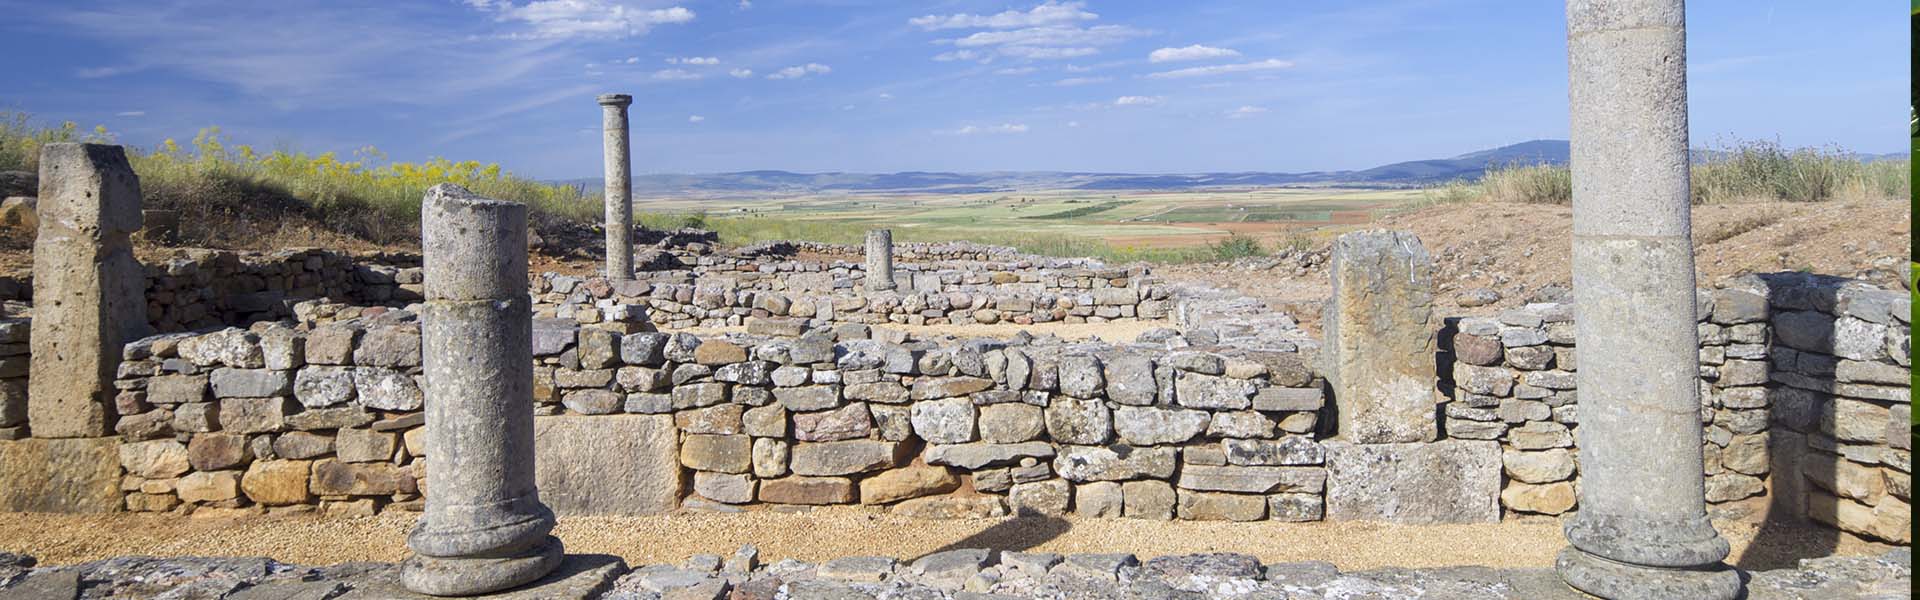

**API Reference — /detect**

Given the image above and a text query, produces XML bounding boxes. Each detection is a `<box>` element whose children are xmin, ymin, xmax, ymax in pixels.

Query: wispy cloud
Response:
<box><xmin>1225</xmin><ymin>105</ymin><xmax>1267</xmax><ymax>118</ymax></box>
<box><xmin>652</xmin><ymin>68</ymin><xmax>703</xmax><ymax>81</ymax></box>
<box><xmin>470</xmin><ymin>1</ymin><xmax>695</xmax><ymax>39</ymax></box>
<box><xmin>688</xmin><ymin>114</ymin><xmax>705</xmax><ymax>122</ymax></box>
<box><xmin>668</xmin><ymin>56</ymin><xmax>719</xmax><ymax>65</ymax></box>
<box><xmin>76</xmin><ymin>65</ymin><xmax>138</xmax><ymax>79</ymax></box>
<box><xmin>115</xmin><ymin>110</ymin><xmax>147</xmax><ymax>117</ymax></box>
<box><xmin>728</xmin><ymin>68</ymin><xmax>754</xmax><ymax>78</ymax></box>
<box><xmin>1147</xmin><ymin>58</ymin><xmax>1295</xmax><ymax>78</ymax></box>
<box><xmin>994</xmin><ymin>66</ymin><xmax>1039</xmax><ymax>75</ymax></box>
<box><xmin>1054</xmin><ymin>76</ymin><xmax>1110</xmax><ymax>86</ymax></box>
<box><xmin>1114</xmin><ymin>95</ymin><xmax>1162</xmax><ymax>106</ymax></box>
<box><xmin>916</xmin><ymin>2</ymin><xmax>1145</xmax><ymax>62</ymax></box>
<box><xmin>766</xmin><ymin>63</ymin><xmax>830</xmax><ymax>80</ymax></box>
<box><xmin>1149</xmin><ymin>44</ymin><xmax>1240</xmax><ymax>63</ymax></box>
<box><xmin>909</xmin><ymin>1</ymin><xmax>1096</xmax><ymax>31</ymax></box>
<box><xmin>938</xmin><ymin>123</ymin><xmax>1030</xmax><ymax>135</ymax></box>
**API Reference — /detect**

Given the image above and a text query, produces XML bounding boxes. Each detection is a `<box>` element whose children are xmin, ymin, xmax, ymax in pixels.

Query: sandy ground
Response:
<box><xmin>0</xmin><ymin>509</ymin><xmax>1890</xmax><ymax>572</ymax></box>
<box><xmin>671</xmin><ymin>320</ymin><xmax>1171</xmax><ymax>343</ymax></box>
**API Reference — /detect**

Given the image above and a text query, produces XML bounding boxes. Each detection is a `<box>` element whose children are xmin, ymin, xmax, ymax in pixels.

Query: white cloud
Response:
<box><xmin>994</xmin><ymin>66</ymin><xmax>1038</xmax><ymax>75</ymax></box>
<box><xmin>999</xmin><ymin>46</ymin><xmax>1097</xmax><ymax>59</ymax></box>
<box><xmin>766</xmin><ymin>63</ymin><xmax>830</xmax><ymax>80</ymax></box>
<box><xmin>878</xmin><ymin>92</ymin><xmax>894</xmax><ymax>100</ymax></box>
<box><xmin>75</xmin><ymin>65</ymin><xmax>135</xmax><ymax>78</ymax></box>
<box><xmin>932</xmin><ymin>50</ymin><xmax>981</xmax><ymax>62</ymax></box>
<box><xmin>950</xmin><ymin>25</ymin><xmax>1143</xmax><ymax>49</ymax></box>
<box><xmin>668</xmin><ymin>56</ymin><xmax>719</xmax><ymax>65</ymax></box>
<box><xmin>1149</xmin><ymin>44</ymin><xmax>1240</xmax><ymax>63</ymax></box>
<box><xmin>471</xmin><ymin>1</ymin><xmax>695</xmax><ymax>39</ymax></box>
<box><xmin>939</xmin><ymin>123</ymin><xmax>1030</xmax><ymax>135</ymax></box>
<box><xmin>1063</xmin><ymin>63</ymin><xmax>1090</xmax><ymax>72</ymax></box>
<box><xmin>737</xmin><ymin>0</ymin><xmax>751</xmax><ymax>8</ymax></box>
<box><xmin>1114</xmin><ymin>95</ymin><xmax>1162</xmax><ymax>106</ymax></box>
<box><xmin>909</xmin><ymin>1</ymin><xmax>1096</xmax><ymax>31</ymax></box>
<box><xmin>1066</xmin><ymin>120</ymin><xmax>1081</xmax><ymax>127</ymax></box>
<box><xmin>652</xmin><ymin>68</ymin><xmax>702</xmax><ymax>80</ymax></box>
<box><xmin>623</xmin><ymin>56</ymin><xmax>640</xmax><ymax>64</ymax></box>
<box><xmin>1147</xmin><ymin>58</ymin><xmax>1295</xmax><ymax>79</ymax></box>
<box><xmin>1053</xmin><ymin>76</ymin><xmax>1109</xmax><ymax>86</ymax></box>
<box><xmin>115</xmin><ymin>110</ymin><xmax>146</xmax><ymax>117</ymax></box>
<box><xmin>688</xmin><ymin>114</ymin><xmax>705</xmax><ymax>122</ymax></box>
<box><xmin>728</xmin><ymin>68</ymin><xmax>753</xmax><ymax>78</ymax></box>
<box><xmin>1226</xmin><ymin>105</ymin><xmax>1267</xmax><ymax>119</ymax></box>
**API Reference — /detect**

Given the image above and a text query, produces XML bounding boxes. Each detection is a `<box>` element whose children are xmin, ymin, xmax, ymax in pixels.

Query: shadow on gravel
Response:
<box><xmin>911</xmin><ymin>516</ymin><xmax>1072</xmax><ymax>561</ymax></box>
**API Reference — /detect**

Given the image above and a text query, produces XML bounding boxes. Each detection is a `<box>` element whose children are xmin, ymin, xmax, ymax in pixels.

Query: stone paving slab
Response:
<box><xmin>0</xmin><ymin>548</ymin><xmax>1905</xmax><ymax>599</ymax></box>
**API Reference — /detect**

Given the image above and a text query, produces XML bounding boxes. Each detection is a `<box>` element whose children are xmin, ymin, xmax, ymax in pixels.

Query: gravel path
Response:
<box><xmin>0</xmin><ymin>508</ymin><xmax>1890</xmax><ymax>572</ymax></box>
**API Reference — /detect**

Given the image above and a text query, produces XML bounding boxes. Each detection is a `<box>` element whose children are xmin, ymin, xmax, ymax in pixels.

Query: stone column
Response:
<box><xmin>865</xmin><ymin>229</ymin><xmax>895</xmax><ymax>291</ymax></box>
<box><xmin>598</xmin><ymin>93</ymin><xmax>634</xmax><ymax>281</ymax></box>
<box><xmin>1324</xmin><ymin>229</ymin><xmax>1437</xmax><ymax>443</ymax></box>
<box><xmin>403</xmin><ymin>184</ymin><xmax>561</xmax><ymax>596</ymax></box>
<box><xmin>1557</xmin><ymin>1</ymin><xmax>1740</xmax><ymax>598</ymax></box>
<box><xmin>29</xmin><ymin>143</ymin><xmax>147</xmax><ymax>438</ymax></box>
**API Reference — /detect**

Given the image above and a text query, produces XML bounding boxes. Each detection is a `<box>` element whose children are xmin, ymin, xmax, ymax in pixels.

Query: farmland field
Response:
<box><xmin>633</xmin><ymin>187</ymin><xmax>1424</xmax><ymax>260</ymax></box>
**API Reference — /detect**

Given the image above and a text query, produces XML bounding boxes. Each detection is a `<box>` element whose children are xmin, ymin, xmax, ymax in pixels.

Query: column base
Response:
<box><xmin>1556</xmin><ymin>547</ymin><xmax>1740</xmax><ymax>600</ymax></box>
<box><xmin>401</xmin><ymin>535</ymin><xmax>564</xmax><ymax>597</ymax></box>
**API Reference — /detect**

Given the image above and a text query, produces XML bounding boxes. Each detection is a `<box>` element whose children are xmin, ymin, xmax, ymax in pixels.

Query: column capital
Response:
<box><xmin>596</xmin><ymin>93</ymin><xmax>633</xmax><ymax>107</ymax></box>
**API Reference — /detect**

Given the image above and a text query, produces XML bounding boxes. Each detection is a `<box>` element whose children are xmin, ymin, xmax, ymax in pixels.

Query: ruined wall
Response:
<box><xmin>536</xmin><ymin>265</ymin><xmax>1169</xmax><ymax>329</ymax></box>
<box><xmin>1441</xmin><ymin>275</ymin><xmax>1910</xmax><ymax>543</ymax></box>
<box><xmin>106</xmin><ymin>316</ymin><xmax>1327</xmax><ymax>521</ymax></box>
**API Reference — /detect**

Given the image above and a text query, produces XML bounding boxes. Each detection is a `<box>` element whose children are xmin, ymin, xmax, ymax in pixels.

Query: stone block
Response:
<box><xmin>1009</xmin><ymin>479</ymin><xmax>1071</xmax><ymax>516</ymax></box>
<box><xmin>759</xmin><ymin>476</ymin><xmax>854</xmax><ymax>505</ymax></box>
<box><xmin>1122</xmin><ymin>480</ymin><xmax>1175</xmax><ymax>520</ymax></box>
<box><xmin>789</xmin><ymin>440</ymin><xmax>904</xmax><ymax>476</ymax></box>
<box><xmin>1324</xmin><ymin>440</ymin><xmax>1500</xmax><ymax>523</ymax></box>
<box><xmin>0</xmin><ymin>437</ymin><xmax>124</xmax><ymax>512</ymax></box>
<box><xmin>1054</xmin><ymin>445</ymin><xmax>1177</xmax><ymax>482</ymax></box>
<box><xmin>859</xmin><ymin>465</ymin><xmax>960</xmax><ymax>504</ymax></box>
<box><xmin>1111</xmin><ymin>406</ymin><xmax>1209</xmax><ymax>446</ymax></box>
<box><xmin>187</xmin><ymin>432</ymin><xmax>252</xmax><ymax>471</ymax></box>
<box><xmin>535</xmin><ymin>415</ymin><xmax>681</xmax><ymax>515</ymax></box>
<box><xmin>1324</xmin><ymin>230</ymin><xmax>1438</xmax><ymax>443</ymax></box>
<box><xmin>1176</xmin><ymin>491</ymin><xmax>1265</xmax><ymax>521</ymax></box>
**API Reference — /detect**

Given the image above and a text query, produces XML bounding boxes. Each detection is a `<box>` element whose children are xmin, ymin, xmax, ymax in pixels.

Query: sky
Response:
<box><xmin>0</xmin><ymin>1</ymin><xmax>1907</xmax><ymax>179</ymax></box>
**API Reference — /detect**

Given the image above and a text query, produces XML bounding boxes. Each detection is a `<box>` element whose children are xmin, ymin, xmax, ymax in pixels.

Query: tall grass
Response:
<box><xmin>1422</xmin><ymin>139</ymin><xmax>1909</xmax><ymax>206</ymax></box>
<box><xmin>1</xmin><ymin>113</ymin><xmax>597</xmax><ymax>244</ymax></box>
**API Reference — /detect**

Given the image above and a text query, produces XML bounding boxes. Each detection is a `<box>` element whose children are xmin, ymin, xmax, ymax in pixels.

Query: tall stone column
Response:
<box><xmin>599</xmin><ymin>93</ymin><xmax>634</xmax><ymax>281</ymax></box>
<box><xmin>29</xmin><ymin>143</ymin><xmax>147</xmax><ymax>438</ymax></box>
<box><xmin>1325</xmin><ymin>229</ymin><xmax>1437</xmax><ymax>443</ymax></box>
<box><xmin>403</xmin><ymin>184</ymin><xmax>562</xmax><ymax>596</ymax></box>
<box><xmin>1557</xmin><ymin>1</ymin><xmax>1740</xmax><ymax>598</ymax></box>
<box><xmin>865</xmin><ymin>229</ymin><xmax>895</xmax><ymax>291</ymax></box>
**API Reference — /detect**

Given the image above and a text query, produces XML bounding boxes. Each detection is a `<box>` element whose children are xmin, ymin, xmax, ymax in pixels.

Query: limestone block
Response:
<box><xmin>0</xmin><ymin>437</ymin><xmax>124</xmax><ymax>512</ymax></box>
<box><xmin>759</xmin><ymin>476</ymin><xmax>854</xmax><ymax>505</ymax></box>
<box><xmin>1176</xmin><ymin>491</ymin><xmax>1265</xmax><ymax>521</ymax></box>
<box><xmin>792</xmin><ymin>403</ymin><xmax>869</xmax><ymax>442</ymax></box>
<box><xmin>910</xmin><ymin>397</ymin><xmax>977</xmax><ymax>444</ymax></box>
<box><xmin>858</xmin><ymin>465</ymin><xmax>960</xmax><ymax>504</ymax></box>
<box><xmin>1054</xmin><ymin>445</ymin><xmax>1177</xmax><ymax>482</ymax></box>
<box><xmin>1324</xmin><ymin>230</ymin><xmax>1438</xmax><ymax>443</ymax></box>
<box><xmin>535</xmin><ymin>415</ymin><xmax>681</xmax><ymax>515</ymax></box>
<box><xmin>1324</xmin><ymin>440</ymin><xmax>1499</xmax><ymax>523</ymax></box>
<box><xmin>29</xmin><ymin>144</ymin><xmax>147</xmax><ymax>437</ymax></box>
<box><xmin>789</xmin><ymin>440</ymin><xmax>904</xmax><ymax>476</ymax></box>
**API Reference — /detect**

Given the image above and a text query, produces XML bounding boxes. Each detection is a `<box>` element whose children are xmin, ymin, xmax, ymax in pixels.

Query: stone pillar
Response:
<box><xmin>1557</xmin><ymin>1</ymin><xmax>1740</xmax><ymax>598</ymax></box>
<box><xmin>29</xmin><ymin>143</ymin><xmax>147</xmax><ymax>438</ymax></box>
<box><xmin>865</xmin><ymin>229</ymin><xmax>895</xmax><ymax>291</ymax></box>
<box><xmin>1324</xmin><ymin>229</ymin><xmax>1437</xmax><ymax>443</ymax></box>
<box><xmin>598</xmin><ymin>93</ymin><xmax>634</xmax><ymax>282</ymax></box>
<box><xmin>403</xmin><ymin>184</ymin><xmax>562</xmax><ymax>596</ymax></box>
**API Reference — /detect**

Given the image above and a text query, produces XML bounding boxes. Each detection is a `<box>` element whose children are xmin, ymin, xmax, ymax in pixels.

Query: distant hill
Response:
<box><xmin>562</xmin><ymin>139</ymin><xmax>1902</xmax><ymax>197</ymax></box>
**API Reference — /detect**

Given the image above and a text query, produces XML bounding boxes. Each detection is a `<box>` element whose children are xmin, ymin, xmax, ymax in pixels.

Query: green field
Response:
<box><xmin>635</xmin><ymin>188</ymin><xmax>1424</xmax><ymax>262</ymax></box>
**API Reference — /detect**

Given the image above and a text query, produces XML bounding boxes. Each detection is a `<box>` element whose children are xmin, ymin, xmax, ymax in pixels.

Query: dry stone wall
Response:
<box><xmin>106</xmin><ymin>313</ymin><xmax>1328</xmax><ymax>522</ymax></box>
<box><xmin>535</xmin><ymin>263</ymin><xmax>1169</xmax><ymax>330</ymax></box>
<box><xmin>1440</xmin><ymin>274</ymin><xmax>1910</xmax><ymax>543</ymax></box>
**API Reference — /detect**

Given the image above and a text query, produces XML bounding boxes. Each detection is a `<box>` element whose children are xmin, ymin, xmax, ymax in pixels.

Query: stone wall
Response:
<box><xmin>535</xmin><ymin>265</ymin><xmax>1169</xmax><ymax>329</ymax></box>
<box><xmin>1440</xmin><ymin>274</ymin><xmax>1910</xmax><ymax>543</ymax></box>
<box><xmin>0</xmin><ymin>320</ymin><xmax>25</xmax><ymax>439</ymax></box>
<box><xmin>105</xmin><ymin>314</ymin><xmax>1330</xmax><ymax>521</ymax></box>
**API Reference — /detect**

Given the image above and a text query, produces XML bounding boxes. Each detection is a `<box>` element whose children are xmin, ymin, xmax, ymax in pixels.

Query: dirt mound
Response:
<box><xmin>1163</xmin><ymin>199</ymin><xmax>1912</xmax><ymax>333</ymax></box>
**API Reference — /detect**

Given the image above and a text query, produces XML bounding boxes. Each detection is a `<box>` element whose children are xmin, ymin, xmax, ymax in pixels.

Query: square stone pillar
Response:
<box><xmin>1324</xmin><ymin>229</ymin><xmax>1438</xmax><ymax>443</ymax></box>
<box><xmin>29</xmin><ymin>143</ymin><xmax>148</xmax><ymax>438</ymax></box>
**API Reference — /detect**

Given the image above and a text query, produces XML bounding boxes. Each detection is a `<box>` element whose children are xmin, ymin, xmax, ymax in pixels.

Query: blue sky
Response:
<box><xmin>0</xmin><ymin>1</ymin><xmax>1906</xmax><ymax>178</ymax></box>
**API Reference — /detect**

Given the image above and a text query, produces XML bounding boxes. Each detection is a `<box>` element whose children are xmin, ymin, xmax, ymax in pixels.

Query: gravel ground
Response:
<box><xmin>0</xmin><ymin>508</ymin><xmax>1890</xmax><ymax>572</ymax></box>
